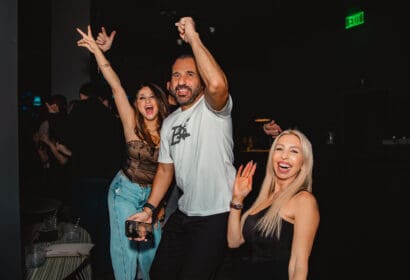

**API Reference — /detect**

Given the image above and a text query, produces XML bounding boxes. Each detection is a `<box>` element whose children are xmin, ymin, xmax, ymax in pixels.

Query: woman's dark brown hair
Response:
<box><xmin>133</xmin><ymin>82</ymin><xmax>169</xmax><ymax>147</ymax></box>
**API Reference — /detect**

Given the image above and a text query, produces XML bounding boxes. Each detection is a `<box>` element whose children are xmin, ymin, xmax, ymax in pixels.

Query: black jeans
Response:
<box><xmin>150</xmin><ymin>209</ymin><xmax>229</xmax><ymax>280</ymax></box>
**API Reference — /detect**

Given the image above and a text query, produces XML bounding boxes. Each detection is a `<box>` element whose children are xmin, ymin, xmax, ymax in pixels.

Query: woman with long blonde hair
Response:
<box><xmin>227</xmin><ymin>129</ymin><xmax>320</xmax><ymax>279</ymax></box>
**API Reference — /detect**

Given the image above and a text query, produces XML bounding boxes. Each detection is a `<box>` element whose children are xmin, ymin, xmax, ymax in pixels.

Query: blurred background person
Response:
<box><xmin>33</xmin><ymin>94</ymin><xmax>71</xmax><ymax>203</ymax></box>
<box><xmin>64</xmin><ymin>80</ymin><xmax>123</xmax><ymax>278</ymax></box>
<box><xmin>263</xmin><ymin>119</ymin><xmax>282</xmax><ymax>139</ymax></box>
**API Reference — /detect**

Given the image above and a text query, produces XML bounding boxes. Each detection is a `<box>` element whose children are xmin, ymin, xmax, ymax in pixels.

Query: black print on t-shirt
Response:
<box><xmin>171</xmin><ymin>118</ymin><xmax>191</xmax><ymax>145</ymax></box>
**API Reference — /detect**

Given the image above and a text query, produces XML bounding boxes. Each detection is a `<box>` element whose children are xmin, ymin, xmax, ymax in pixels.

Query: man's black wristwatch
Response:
<box><xmin>143</xmin><ymin>202</ymin><xmax>157</xmax><ymax>222</ymax></box>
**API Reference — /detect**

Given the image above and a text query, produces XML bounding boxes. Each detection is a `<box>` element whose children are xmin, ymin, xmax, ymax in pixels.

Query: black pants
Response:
<box><xmin>69</xmin><ymin>176</ymin><xmax>113</xmax><ymax>277</ymax></box>
<box><xmin>150</xmin><ymin>209</ymin><xmax>229</xmax><ymax>280</ymax></box>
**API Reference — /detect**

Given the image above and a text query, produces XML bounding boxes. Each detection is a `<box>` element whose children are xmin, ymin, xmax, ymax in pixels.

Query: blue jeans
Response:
<box><xmin>108</xmin><ymin>171</ymin><xmax>161</xmax><ymax>280</ymax></box>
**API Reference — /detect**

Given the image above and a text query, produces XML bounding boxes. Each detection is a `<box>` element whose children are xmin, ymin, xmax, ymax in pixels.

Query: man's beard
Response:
<box><xmin>172</xmin><ymin>86</ymin><xmax>201</xmax><ymax>107</ymax></box>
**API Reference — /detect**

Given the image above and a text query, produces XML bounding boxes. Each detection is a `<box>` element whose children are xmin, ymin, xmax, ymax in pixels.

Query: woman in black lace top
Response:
<box><xmin>77</xmin><ymin>26</ymin><xmax>169</xmax><ymax>280</ymax></box>
<box><xmin>227</xmin><ymin>129</ymin><xmax>320</xmax><ymax>279</ymax></box>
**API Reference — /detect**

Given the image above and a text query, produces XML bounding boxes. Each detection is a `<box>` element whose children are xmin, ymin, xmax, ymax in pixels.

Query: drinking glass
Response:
<box><xmin>25</xmin><ymin>243</ymin><xmax>47</xmax><ymax>269</ymax></box>
<box><xmin>62</xmin><ymin>223</ymin><xmax>80</xmax><ymax>243</ymax></box>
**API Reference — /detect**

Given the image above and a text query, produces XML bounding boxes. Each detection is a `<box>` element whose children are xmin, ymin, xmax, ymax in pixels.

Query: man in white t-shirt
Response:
<box><xmin>128</xmin><ymin>17</ymin><xmax>236</xmax><ymax>279</ymax></box>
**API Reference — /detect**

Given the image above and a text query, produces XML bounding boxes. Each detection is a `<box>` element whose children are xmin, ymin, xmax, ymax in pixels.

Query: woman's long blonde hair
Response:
<box><xmin>240</xmin><ymin>129</ymin><xmax>314</xmax><ymax>239</ymax></box>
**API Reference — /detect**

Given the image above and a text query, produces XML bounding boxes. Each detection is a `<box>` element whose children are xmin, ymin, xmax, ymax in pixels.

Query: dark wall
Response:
<box><xmin>17</xmin><ymin>1</ymin><xmax>409</xmax><ymax>142</ymax></box>
<box><xmin>229</xmin><ymin>1</ymin><xmax>410</xmax><ymax>142</ymax></box>
<box><xmin>18</xmin><ymin>0</ymin><xmax>51</xmax><ymax>99</ymax></box>
<box><xmin>0</xmin><ymin>0</ymin><xmax>21</xmax><ymax>278</ymax></box>
<box><xmin>88</xmin><ymin>1</ymin><xmax>410</xmax><ymax>145</ymax></box>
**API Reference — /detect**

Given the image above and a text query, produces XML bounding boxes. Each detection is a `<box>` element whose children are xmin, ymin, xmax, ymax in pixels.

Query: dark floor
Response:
<box><xmin>94</xmin><ymin>272</ymin><xmax>115</xmax><ymax>280</ymax></box>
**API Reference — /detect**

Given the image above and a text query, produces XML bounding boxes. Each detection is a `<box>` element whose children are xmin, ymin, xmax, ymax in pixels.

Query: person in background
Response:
<box><xmin>33</xmin><ymin>94</ymin><xmax>71</xmax><ymax>202</ymax></box>
<box><xmin>161</xmin><ymin>83</ymin><xmax>182</xmax><ymax>225</ymax></box>
<box><xmin>128</xmin><ymin>16</ymin><xmax>236</xmax><ymax>280</ymax></box>
<box><xmin>36</xmin><ymin>94</ymin><xmax>70</xmax><ymax>165</ymax></box>
<box><xmin>95</xmin><ymin>82</ymin><xmax>112</xmax><ymax>109</ymax></box>
<box><xmin>263</xmin><ymin>119</ymin><xmax>282</xmax><ymax>139</ymax></box>
<box><xmin>64</xmin><ymin>80</ymin><xmax>123</xmax><ymax>278</ymax></box>
<box><xmin>38</xmin><ymin>94</ymin><xmax>68</xmax><ymax>143</ymax></box>
<box><xmin>77</xmin><ymin>25</ymin><xmax>169</xmax><ymax>280</ymax></box>
<box><xmin>165</xmin><ymin>82</ymin><xmax>179</xmax><ymax>113</ymax></box>
<box><xmin>227</xmin><ymin>129</ymin><xmax>320</xmax><ymax>280</ymax></box>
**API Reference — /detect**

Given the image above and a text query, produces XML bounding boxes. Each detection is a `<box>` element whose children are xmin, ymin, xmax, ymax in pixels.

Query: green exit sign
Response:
<box><xmin>345</xmin><ymin>11</ymin><xmax>365</xmax><ymax>29</ymax></box>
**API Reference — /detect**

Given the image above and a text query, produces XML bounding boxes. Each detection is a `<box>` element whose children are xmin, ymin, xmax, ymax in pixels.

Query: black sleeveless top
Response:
<box><xmin>238</xmin><ymin>207</ymin><xmax>294</xmax><ymax>279</ymax></box>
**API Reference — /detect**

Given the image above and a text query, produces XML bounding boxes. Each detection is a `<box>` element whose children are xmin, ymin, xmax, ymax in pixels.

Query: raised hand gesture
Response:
<box><xmin>175</xmin><ymin>17</ymin><xmax>197</xmax><ymax>44</ymax></box>
<box><xmin>76</xmin><ymin>25</ymin><xmax>99</xmax><ymax>54</ymax></box>
<box><xmin>232</xmin><ymin>161</ymin><xmax>257</xmax><ymax>203</ymax></box>
<box><xmin>56</xmin><ymin>142</ymin><xmax>72</xmax><ymax>157</ymax></box>
<box><xmin>39</xmin><ymin>133</ymin><xmax>52</xmax><ymax>146</ymax></box>
<box><xmin>95</xmin><ymin>27</ymin><xmax>116</xmax><ymax>52</ymax></box>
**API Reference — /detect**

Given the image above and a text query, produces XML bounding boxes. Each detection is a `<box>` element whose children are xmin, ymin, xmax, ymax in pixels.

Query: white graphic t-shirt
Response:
<box><xmin>159</xmin><ymin>95</ymin><xmax>236</xmax><ymax>216</ymax></box>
